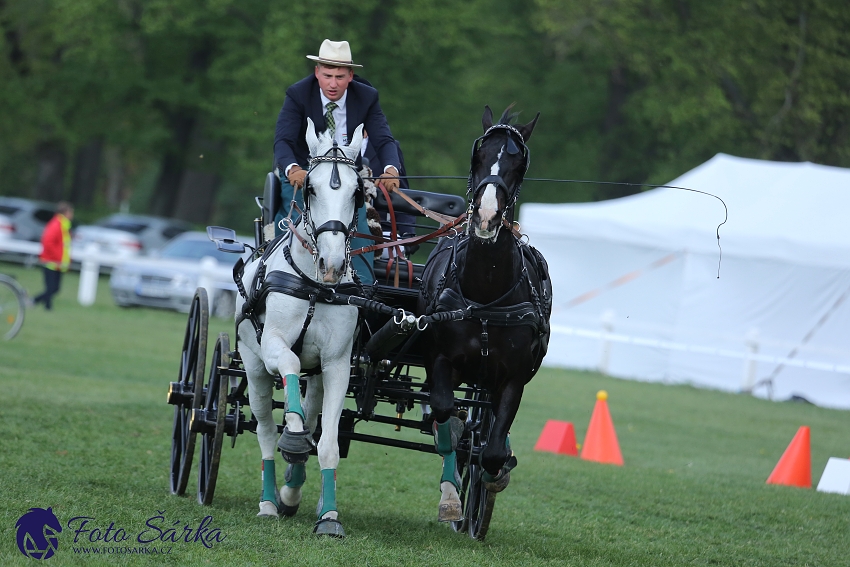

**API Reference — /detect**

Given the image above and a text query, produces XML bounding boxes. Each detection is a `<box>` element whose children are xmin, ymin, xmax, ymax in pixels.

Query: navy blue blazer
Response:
<box><xmin>273</xmin><ymin>74</ymin><xmax>401</xmax><ymax>176</ymax></box>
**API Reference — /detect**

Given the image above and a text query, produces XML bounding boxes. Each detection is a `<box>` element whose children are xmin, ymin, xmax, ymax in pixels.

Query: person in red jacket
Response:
<box><xmin>33</xmin><ymin>202</ymin><xmax>73</xmax><ymax>310</ymax></box>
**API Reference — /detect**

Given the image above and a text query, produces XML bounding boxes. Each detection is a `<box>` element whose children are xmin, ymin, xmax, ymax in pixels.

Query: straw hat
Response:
<box><xmin>306</xmin><ymin>39</ymin><xmax>363</xmax><ymax>68</ymax></box>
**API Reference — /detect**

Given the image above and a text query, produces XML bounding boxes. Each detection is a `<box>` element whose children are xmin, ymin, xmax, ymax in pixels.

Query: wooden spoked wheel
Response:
<box><xmin>198</xmin><ymin>333</ymin><xmax>230</xmax><ymax>505</ymax></box>
<box><xmin>169</xmin><ymin>288</ymin><xmax>209</xmax><ymax>495</ymax></box>
<box><xmin>451</xmin><ymin>394</ymin><xmax>497</xmax><ymax>541</ymax></box>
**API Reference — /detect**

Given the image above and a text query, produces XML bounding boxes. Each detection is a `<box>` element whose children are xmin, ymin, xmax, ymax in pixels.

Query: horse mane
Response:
<box><xmin>498</xmin><ymin>103</ymin><xmax>520</xmax><ymax>125</ymax></box>
<box><xmin>312</xmin><ymin>128</ymin><xmax>337</xmax><ymax>158</ymax></box>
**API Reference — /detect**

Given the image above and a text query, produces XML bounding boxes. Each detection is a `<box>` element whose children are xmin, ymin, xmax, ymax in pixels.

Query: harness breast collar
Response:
<box><xmin>233</xmin><ymin>228</ymin><xmax>362</xmax><ymax>353</ymax></box>
<box><xmin>426</xmin><ymin>234</ymin><xmax>550</xmax><ymax>365</ymax></box>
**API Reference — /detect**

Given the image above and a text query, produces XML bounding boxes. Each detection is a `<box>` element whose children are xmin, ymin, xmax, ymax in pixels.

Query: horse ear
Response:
<box><xmin>344</xmin><ymin>124</ymin><xmax>365</xmax><ymax>160</ymax></box>
<box><xmin>517</xmin><ymin>112</ymin><xmax>540</xmax><ymax>143</ymax></box>
<box><xmin>306</xmin><ymin>117</ymin><xmax>319</xmax><ymax>156</ymax></box>
<box><xmin>482</xmin><ymin>105</ymin><xmax>493</xmax><ymax>131</ymax></box>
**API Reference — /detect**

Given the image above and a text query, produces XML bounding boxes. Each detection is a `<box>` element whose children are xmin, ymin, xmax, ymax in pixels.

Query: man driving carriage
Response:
<box><xmin>273</xmin><ymin>39</ymin><xmax>415</xmax><ymax>283</ymax></box>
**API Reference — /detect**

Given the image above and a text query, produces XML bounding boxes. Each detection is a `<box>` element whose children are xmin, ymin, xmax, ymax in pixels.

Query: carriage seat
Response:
<box><xmin>373</xmin><ymin>188</ymin><xmax>466</xmax><ymax>218</ymax></box>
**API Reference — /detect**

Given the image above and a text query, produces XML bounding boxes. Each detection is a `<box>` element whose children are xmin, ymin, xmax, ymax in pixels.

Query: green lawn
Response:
<box><xmin>1</xmin><ymin>262</ymin><xmax>848</xmax><ymax>566</ymax></box>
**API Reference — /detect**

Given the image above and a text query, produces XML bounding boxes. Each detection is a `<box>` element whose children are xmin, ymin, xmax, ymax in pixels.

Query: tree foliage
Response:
<box><xmin>1</xmin><ymin>0</ymin><xmax>848</xmax><ymax>230</ymax></box>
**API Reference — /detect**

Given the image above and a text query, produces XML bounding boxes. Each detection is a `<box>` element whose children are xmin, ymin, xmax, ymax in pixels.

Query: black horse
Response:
<box><xmin>418</xmin><ymin>105</ymin><xmax>551</xmax><ymax>523</ymax></box>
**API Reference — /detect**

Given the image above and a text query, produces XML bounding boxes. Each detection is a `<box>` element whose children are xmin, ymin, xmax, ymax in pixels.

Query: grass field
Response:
<box><xmin>1</xmin><ymin>262</ymin><xmax>848</xmax><ymax>566</ymax></box>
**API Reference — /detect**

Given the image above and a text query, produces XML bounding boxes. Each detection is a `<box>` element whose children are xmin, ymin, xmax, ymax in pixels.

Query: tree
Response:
<box><xmin>533</xmin><ymin>0</ymin><xmax>850</xmax><ymax>198</ymax></box>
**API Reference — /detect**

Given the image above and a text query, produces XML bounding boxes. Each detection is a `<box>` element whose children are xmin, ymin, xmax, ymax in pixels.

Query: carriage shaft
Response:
<box><xmin>338</xmin><ymin>431</ymin><xmax>437</xmax><ymax>455</ymax></box>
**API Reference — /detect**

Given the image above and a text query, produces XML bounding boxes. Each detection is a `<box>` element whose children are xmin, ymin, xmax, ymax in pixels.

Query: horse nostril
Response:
<box><xmin>319</xmin><ymin>258</ymin><xmax>326</xmax><ymax>272</ymax></box>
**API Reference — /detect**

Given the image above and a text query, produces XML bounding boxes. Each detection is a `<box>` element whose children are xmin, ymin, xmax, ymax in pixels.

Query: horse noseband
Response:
<box><xmin>475</xmin><ymin>174</ymin><xmax>510</xmax><ymax>195</ymax></box>
<box><xmin>314</xmin><ymin>220</ymin><xmax>350</xmax><ymax>237</ymax></box>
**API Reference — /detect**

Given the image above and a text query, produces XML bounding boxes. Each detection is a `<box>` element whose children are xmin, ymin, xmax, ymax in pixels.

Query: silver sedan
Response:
<box><xmin>109</xmin><ymin>231</ymin><xmax>249</xmax><ymax>317</ymax></box>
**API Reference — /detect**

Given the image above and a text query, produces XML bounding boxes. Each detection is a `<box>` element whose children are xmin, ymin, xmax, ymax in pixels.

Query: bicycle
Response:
<box><xmin>0</xmin><ymin>273</ymin><xmax>25</xmax><ymax>340</ymax></box>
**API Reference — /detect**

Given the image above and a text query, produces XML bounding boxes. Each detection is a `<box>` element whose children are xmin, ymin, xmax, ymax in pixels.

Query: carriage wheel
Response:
<box><xmin>169</xmin><ymin>288</ymin><xmax>209</xmax><ymax>495</ymax></box>
<box><xmin>198</xmin><ymin>333</ymin><xmax>230</xmax><ymax>505</ymax></box>
<box><xmin>451</xmin><ymin>401</ymin><xmax>497</xmax><ymax>541</ymax></box>
<box><xmin>461</xmin><ymin>460</ymin><xmax>497</xmax><ymax>541</ymax></box>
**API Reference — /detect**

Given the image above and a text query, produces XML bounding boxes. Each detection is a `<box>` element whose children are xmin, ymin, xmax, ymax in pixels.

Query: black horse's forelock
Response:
<box><xmin>498</xmin><ymin>103</ymin><xmax>520</xmax><ymax>125</ymax></box>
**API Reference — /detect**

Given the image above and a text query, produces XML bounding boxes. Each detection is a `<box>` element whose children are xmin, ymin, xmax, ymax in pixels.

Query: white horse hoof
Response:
<box><xmin>438</xmin><ymin>499</ymin><xmax>463</xmax><ymax>522</ymax></box>
<box><xmin>257</xmin><ymin>501</ymin><xmax>279</xmax><ymax>518</ymax></box>
<box><xmin>279</xmin><ymin>484</ymin><xmax>303</xmax><ymax>517</ymax></box>
<box><xmin>438</xmin><ymin>481</ymin><xmax>462</xmax><ymax>522</ymax></box>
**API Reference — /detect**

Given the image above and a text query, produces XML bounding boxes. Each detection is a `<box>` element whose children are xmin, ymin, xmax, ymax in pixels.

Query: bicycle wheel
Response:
<box><xmin>0</xmin><ymin>274</ymin><xmax>25</xmax><ymax>340</ymax></box>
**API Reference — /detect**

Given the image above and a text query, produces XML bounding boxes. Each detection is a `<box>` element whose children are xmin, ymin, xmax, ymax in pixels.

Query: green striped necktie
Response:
<box><xmin>325</xmin><ymin>102</ymin><xmax>338</xmax><ymax>137</ymax></box>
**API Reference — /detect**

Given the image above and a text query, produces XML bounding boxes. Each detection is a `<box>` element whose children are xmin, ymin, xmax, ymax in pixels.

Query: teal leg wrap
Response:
<box><xmin>285</xmin><ymin>374</ymin><xmax>304</xmax><ymax>420</ymax></box>
<box><xmin>285</xmin><ymin>463</ymin><xmax>306</xmax><ymax>488</ymax></box>
<box><xmin>435</xmin><ymin>419</ymin><xmax>462</xmax><ymax>489</ymax></box>
<box><xmin>441</xmin><ymin>452</ymin><xmax>459</xmax><ymax>488</ymax></box>
<box><xmin>316</xmin><ymin>469</ymin><xmax>337</xmax><ymax>518</ymax></box>
<box><xmin>435</xmin><ymin>419</ymin><xmax>455</xmax><ymax>456</ymax></box>
<box><xmin>262</xmin><ymin>459</ymin><xmax>278</xmax><ymax>505</ymax></box>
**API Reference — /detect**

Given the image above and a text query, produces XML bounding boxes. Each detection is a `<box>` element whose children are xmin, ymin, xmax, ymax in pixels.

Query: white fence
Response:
<box><xmin>551</xmin><ymin>324</ymin><xmax>850</xmax><ymax>399</ymax></box>
<box><xmin>0</xmin><ymin>239</ymin><xmax>222</xmax><ymax>311</ymax></box>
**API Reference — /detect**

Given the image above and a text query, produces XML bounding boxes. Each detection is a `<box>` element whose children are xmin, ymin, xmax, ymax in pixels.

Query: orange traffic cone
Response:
<box><xmin>580</xmin><ymin>390</ymin><xmax>624</xmax><ymax>466</ymax></box>
<box><xmin>534</xmin><ymin>420</ymin><xmax>578</xmax><ymax>455</ymax></box>
<box><xmin>766</xmin><ymin>426</ymin><xmax>811</xmax><ymax>488</ymax></box>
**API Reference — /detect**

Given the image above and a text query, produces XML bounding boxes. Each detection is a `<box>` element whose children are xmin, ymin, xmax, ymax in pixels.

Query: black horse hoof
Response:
<box><xmin>277</xmin><ymin>427</ymin><xmax>314</xmax><ymax>463</ymax></box>
<box><xmin>313</xmin><ymin>517</ymin><xmax>345</xmax><ymax>538</ymax></box>
<box><xmin>483</xmin><ymin>470</ymin><xmax>511</xmax><ymax>493</ymax></box>
<box><xmin>279</xmin><ymin>502</ymin><xmax>299</xmax><ymax>517</ymax></box>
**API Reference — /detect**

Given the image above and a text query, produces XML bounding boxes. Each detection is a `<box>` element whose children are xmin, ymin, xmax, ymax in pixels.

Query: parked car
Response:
<box><xmin>109</xmin><ymin>231</ymin><xmax>249</xmax><ymax>317</ymax></box>
<box><xmin>0</xmin><ymin>197</ymin><xmax>55</xmax><ymax>241</ymax></box>
<box><xmin>73</xmin><ymin>213</ymin><xmax>192</xmax><ymax>257</ymax></box>
<box><xmin>0</xmin><ymin>211</ymin><xmax>42</xmax><ymax>264</ymax></box>
<box><xmin>0</xmin><ymin>213</ymin><xmax>14</xmax><ymax>239</ymax></box>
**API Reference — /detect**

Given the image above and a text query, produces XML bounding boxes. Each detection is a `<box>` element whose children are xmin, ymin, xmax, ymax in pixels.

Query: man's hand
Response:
<box><xmin>287</xmin><ymin>165</ymin><xmax>307</xmax><ymax>189</ymax></box>
<box><xmin>378</xmin><ymin>166</ymin><xmax>400</xmax><ymax>193</ymax></box>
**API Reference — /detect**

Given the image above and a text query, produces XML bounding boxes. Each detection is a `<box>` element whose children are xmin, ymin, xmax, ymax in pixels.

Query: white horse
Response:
<box><xmin>236</xmin><ymin>119</ymin><xmax>364</xmax><ymax>537</ymax></box>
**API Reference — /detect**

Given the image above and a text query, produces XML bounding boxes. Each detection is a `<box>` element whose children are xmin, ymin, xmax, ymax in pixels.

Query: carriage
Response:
<box><xmin>166</xmin><ymin>108</ymin><xmax>550</xmax><ymax>542</ymax></box>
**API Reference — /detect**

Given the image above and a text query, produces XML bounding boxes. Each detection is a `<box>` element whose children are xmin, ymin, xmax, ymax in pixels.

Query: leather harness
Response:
<box><xmin>233</xmin><ymin>230</ymin><xmax>362</xmax><ymax>355</ymax></box>
<box><xmin>424</xmin><ymin>234</ymin><xmax>552</xmax><ymax>373</ymax></box>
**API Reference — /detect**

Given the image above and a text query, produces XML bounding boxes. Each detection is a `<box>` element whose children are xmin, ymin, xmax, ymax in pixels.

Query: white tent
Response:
<box><xmin>520</xmin><ymin>153</ymin><xmax>850</xmax><ymax>409</ymax></box>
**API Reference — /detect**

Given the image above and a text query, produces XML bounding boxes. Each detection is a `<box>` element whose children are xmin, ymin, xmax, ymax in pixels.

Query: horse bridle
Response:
<box><xmin>297</xmin><ymin>142</ymin><xmax>364</xmax><ymax>272</ymax></box>
<box><xmin>466</xmin><ymin>123</ymin><xmax>531</xmax><ymax>229</ymax></box>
